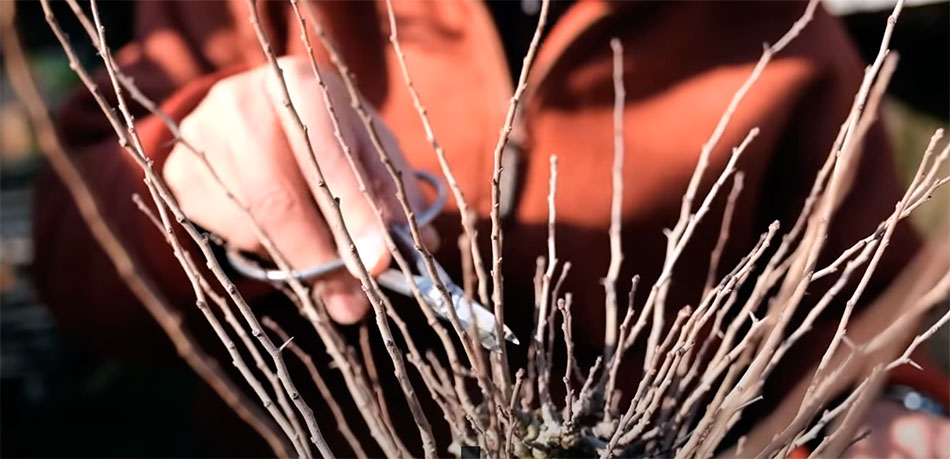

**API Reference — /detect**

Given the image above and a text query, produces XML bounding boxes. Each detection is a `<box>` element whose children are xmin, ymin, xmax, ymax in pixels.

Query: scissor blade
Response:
<box><xmin>376</xmin><ymin>269</ymin><xmax>414</xmax><ymax>297</ymax></box>
<box><xmin>452</xmin><ymin>293</ymin><xmax>520</xmax><ymax>351</ymax></box>
<box><xmin>376</xmin><ymin>269</ymin><xmax>518</xmax><ymax>351</ymax></box>
<box><xmin>420</xmin><ymin>278</ymin><xmax>519</xmax><ymax>351</ymax></box>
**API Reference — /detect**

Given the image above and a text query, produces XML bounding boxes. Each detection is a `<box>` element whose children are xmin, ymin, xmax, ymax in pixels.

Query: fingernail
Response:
<box><xmin>354</xmin><ymin>233</ymin><xmax>389</xmax><ymax>274</ymax></box>
<box><xmin>324</xmin><ymin>287</ymin><xmax>369</xmax><ymax>325</ymax></box>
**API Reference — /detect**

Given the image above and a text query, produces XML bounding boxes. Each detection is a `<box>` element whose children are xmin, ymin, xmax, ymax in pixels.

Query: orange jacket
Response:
<box><xmin>33</xmin><ymin>0</ymin><xmax>926</xmax><ymax>453</ymax></box>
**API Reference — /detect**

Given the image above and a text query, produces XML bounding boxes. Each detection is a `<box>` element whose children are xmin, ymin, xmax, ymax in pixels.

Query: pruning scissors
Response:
<box><xmin>225</xmin><ymin>171</ymin><xmax>519</xmax><ymax>351</ymax></box>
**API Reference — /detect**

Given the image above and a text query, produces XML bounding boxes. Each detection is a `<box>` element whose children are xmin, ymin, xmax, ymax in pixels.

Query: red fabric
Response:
<box><xmin>32</xmin><ymin>0</ymin><xmax>924</xmax><ymax>454</ymax></box>
<box><xmin>890</xmin><ymin>355</ymin><xmax>950</xmax><ymax>410</ymax></box>
<box><xmin>789</xmin><ymin>445</ymin><xmax>811</xmax><ymax>459</ymax></box>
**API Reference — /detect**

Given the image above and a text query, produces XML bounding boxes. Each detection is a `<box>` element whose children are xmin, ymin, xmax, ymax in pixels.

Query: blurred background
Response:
<box><xmin>1</xmin><ymin>0</ymin><xmax>947</xmax><ymax>456</ymax></box>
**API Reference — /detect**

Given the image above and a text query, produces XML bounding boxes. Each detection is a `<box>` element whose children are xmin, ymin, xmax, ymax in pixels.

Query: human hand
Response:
<box><xmin>844</xmin><ymin>399</ymin><xmax>950</xmax><ymax>458</ymax></box>
<box><xmin>164</xmin><ymin>56</ymin><xmax>432</xmax><ymax>324</ymax></box>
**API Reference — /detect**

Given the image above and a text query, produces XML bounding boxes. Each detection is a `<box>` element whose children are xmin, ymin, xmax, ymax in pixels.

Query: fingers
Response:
<box><xmin>363</xmin><ymin>112</ymin><xmax>441</xmax><ymax>253</ymax></box>
<box><xmin>228</xmin><ymin>88</ymin><xmax>370</xmax><ymax>324</ymax></box>
<box><xmin>168</xmin><ymin>71</ymin><xmax>370</xmax><ymax>324</ymax></box>
<box><xmin>266</xmin><ymin>62</ymin><xmax>392</xmax><ymax>277</ymax></box>
<box><xmin>172</xmin><ymin>58</ymin><xmax>444</xmax><ymax>325</ymax></box>
<box><xmin>268</xmin><ymin>59</ymin><xmax>440</xmax><ymax>259</ymax></box>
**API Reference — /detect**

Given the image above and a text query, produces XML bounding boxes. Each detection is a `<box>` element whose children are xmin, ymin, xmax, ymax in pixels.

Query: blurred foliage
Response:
<box><xmin>881</xmin><ymin>97</ymin><xmax>950</xmax><ymax>373</ymax></box>
<box><xmin>883</xmin><ymin>97</ymin><xmax>950</xmax><ymax>237</ymax></box>
<box><xmin>1</xmin><ymin>51</ymin><xmax>77</xmax><ymax>180</ymax></box>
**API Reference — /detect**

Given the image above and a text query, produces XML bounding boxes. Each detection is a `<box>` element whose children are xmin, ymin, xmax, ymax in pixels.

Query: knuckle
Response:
<box><xmin>228</xmin><ymin>229</ymin><xmax>264</xmax><ymax>253</ymax></box>
<box><xmin>178</xmin><ymin>115</ymin><xmax>201</xmax><ymax>143</ymax></box>
<box><xmin>206</xmin><ymin>76</ymin><xmax>239</xmax><ymax>101</ymax></box>
<box><xmin>204</xmin><ymin>77</ymin><xmax>249</xmax><ymax>117</ymax></box>
<box><xmin>247</xmin><ymin>187</ymin><xmax>300</xmax><ymax>222</ymax></box>
<box><xmin>276</xmin><ymin>56</ymin><xmax>309</xmax><ymax>80</ymax></box>
<box><xmin>163</xmin><ymin>147</ymin><xmax>191</xmax><ymax>188</ymax></box>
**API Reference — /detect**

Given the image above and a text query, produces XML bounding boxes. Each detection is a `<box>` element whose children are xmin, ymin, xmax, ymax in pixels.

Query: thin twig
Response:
<box><xmin>44</xmin><ymin>0</ymin><xmax>332</xmax><ymax>454</ymax></box>
<box><xmin>488</xmin><ymin>0</ymin><xmax>552</xmax><ymax>392</ymax></box>
<box><xmin>506</xmin><ymin>369</ymin><xmax>527</xmax><ymax>457</ymax></box>
<box><xmin>288</xmin><ymin>0</ymin><xmax>487</xmax><ymax>443</ymax></box>
<box><xmin>263</xmin><ymin>318</ymin><xmax>369</xmax><ymax>459</ymax></box>
<box><xmin>0</xmin><ymin>9</ymin><xmax>294</xmax><ymax>456</ymax></box>
<box><xmin>603</xmin><ymin>276</ymin><xmax>640</xmax><ymax>419</ymax></box>
<box><xmin>383</xmin><ymin>0</ymin><xmax>491</xmax><ymax>306</ymax></box>
<box><xmin>703</xmin><ymin>173</ymin><xmax>744</xmax><ymax>297</ymax></box>
<box><xmin>131</xmin><ymin>195</ymin><xmax>311</xmax><ymax>456</ymax></box>
<box><xmin>603</xmin><ymin>37</ymin><xmax>626</xmax><ymax>359</ymax></box>
<box><xmin>558</xmin><ymin>295</ymin><xmax>577</xmax><ymax>429</ymax></box>
<box><xmin>886</xmin><ymin>273</ymin><xmax>950</xmax><ymax>371</ymax></box>
<box><xmin>244</xmin><ymin>0</ymin><xmax>437</xmax><ymax>454</ymax></box>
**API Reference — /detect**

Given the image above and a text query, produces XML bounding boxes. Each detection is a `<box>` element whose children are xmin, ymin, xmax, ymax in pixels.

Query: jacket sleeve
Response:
<box><xmin>32</xmin><ymin>1</ymin><xmax>265</xmax><ymax>357</ymax></box>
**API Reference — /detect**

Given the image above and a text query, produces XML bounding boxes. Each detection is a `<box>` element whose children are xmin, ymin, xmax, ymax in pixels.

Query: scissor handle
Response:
<box><xmin>225</xmin><ymin>170</ymin><xmax>447</xmax><ymax>283</ymax></box>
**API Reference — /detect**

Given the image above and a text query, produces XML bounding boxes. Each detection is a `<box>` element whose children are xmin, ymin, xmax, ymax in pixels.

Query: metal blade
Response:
<box><xmin>376</xmin><ymin>268</ymin><xmax>519</xmax><ymax>351</ymax></box>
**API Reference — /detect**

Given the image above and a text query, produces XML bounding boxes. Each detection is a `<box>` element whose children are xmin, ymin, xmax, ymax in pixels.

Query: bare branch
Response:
<box><xmin>604</xmin><ymin>37</ymin><xmax>626</xmax><ymax>358</ymax></box>
<box><xmin>244</xmin><ymin>0</ymin><xmax>436</xmax><ymax>453</ymax></box>
<box><xmin>488</xmin><ymin>0</ymin><xmax>552</xmax><ymax>391</ymax></box>
<box><xmin>0</xmin><ymin>9</ymin><xmax>294</xmax><ymax>456</ymax></box>
<box><xmin>263</xmin><ymin>317</ymin><xmax>369</xmax><ymax>459</ymax></box>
